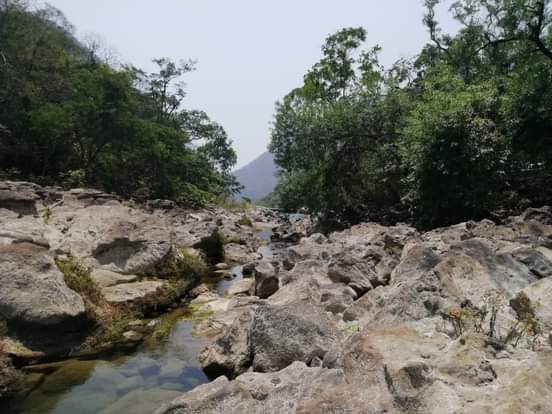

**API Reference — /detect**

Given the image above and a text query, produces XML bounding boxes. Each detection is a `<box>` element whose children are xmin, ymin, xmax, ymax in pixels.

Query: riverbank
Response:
<box><xmin>0</xmin><ymin>181</ymin><xmax>299</xmax><ymax>411</ymax></box>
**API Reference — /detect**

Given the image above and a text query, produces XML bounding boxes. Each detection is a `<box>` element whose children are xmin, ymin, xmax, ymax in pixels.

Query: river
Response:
<box><xmin>2</xmin><ymin>230</ymin><xmax>275</xmax><ymax>414</ymax></box>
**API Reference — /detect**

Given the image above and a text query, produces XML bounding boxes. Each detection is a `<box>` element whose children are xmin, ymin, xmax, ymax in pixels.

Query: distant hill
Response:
<box><xmin>233</xmin><ymin>152</ymin><xmax>277</xmax><ymax>200</ymax></box>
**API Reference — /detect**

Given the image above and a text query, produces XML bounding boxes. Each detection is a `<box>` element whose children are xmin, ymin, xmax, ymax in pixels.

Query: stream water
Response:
<box><xmin>2</xmin><ymin>230</ymin><xmax>275</xmax><ymax>414</ymax></box>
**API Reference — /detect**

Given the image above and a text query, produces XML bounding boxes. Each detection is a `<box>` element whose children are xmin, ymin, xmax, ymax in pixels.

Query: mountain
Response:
<box><xmin>233</xmin><ymin>152</ymin><xmax>277</xmax><ymax>200</ymax></box>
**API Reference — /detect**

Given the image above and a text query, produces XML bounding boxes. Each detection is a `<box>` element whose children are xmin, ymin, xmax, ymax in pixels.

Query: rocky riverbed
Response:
<box><xmin>0</xmin><ymin>181</ymin><xmax>294</xmax><ymax>411</ymax></box>
<box><xmin>2</xmin><ymin>181</ymin><xmax>552</xmax><ymax>413</ymax></box>
<box><xmin>155</xmin><ymin>206</ymin><xmax>552</xmax><ymax>414</ymax></box>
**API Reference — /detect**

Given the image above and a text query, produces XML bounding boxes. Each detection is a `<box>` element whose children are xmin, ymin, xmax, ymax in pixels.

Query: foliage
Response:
<box><xmin>0</xmin><ymin>0</ymin><xmax>238</xmax><ymax>204</ymax></box>
<box><xmin>41</xmin><ymin>206</ymin><xmax>52</xmax><ymax>224</ymax></box>
<box><xmin>441</xmin><ymin>290</ymin><xmax>541</xmax><ymax>349</ymax></box>
<box><xmin>236</xmin><ymin>215</ymin><xmax>253</xmax><ymax>227</ymax></box>
<box><xmin>271</xmin><ymin>2</ymin><xmax>552</xmax><ymax>229</ymax></box>
<box><xmin>148</xmin><ymin>247</ymin><xmax>208</xmax><ymax>280</ymax></box>
<box><xmin>55</xmin><ymin>257</ymin><xmax>102</xmax><ymax>305</ymax></box>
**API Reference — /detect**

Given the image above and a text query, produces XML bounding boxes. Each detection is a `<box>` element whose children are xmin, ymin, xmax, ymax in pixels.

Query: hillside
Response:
<box><xmin>233</xmin><ymin>152</ymin><xmax>277</xmax><ymax>200</ymax></box>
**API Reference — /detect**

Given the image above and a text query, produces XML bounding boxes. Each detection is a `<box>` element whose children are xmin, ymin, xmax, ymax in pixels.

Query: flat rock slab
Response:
<box><xmin>91</xmin><ymin>269</ymin><xmax>137</xmax><ymax>288</ymax></box>
<box><xmin>102</xmin><ymin>281</ymin><xmax>165</xmax><ymax>304</ymax></box>
<box><xmin>0</xmin><ymin>243</ymin><xmax>86</xmax><ymax>328</ymax></box>
<box><xmin>226</xmin><ymin>278</ymin><xmax>253</xmax><ymax>297</ymax></box>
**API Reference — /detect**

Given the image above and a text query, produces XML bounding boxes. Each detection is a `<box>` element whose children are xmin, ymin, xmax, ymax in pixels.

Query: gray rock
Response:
<box><xmin>251</xmin><ymin>261</ymin><xmax>279</xmax><ymax>298</ymax></box>
<box><xmin>250</xmin><ymin>303</ymin><xmax>341</xmax><ymax>373</ymax></box>
<box><xmin>90</xmin><ymin>268</ymin><xmax>137</xmax><ymax>288</ymax></box>
<box><xmin>0</xmin><ymin>243</ymin><xmax>86</xmax><ymax>328</ymax></box>
<box><xmin>226</xmin><ymin>278</ymin><xmax>253</xmax><ymax>297</ymax></box>
<box><xmin>102</xmin><ymin>281</ymin><xmax>165</xmax><ymax>304</ymax></box>
<box><xmin>0</xmin><ymin>181</ymin><xmax>43</xmax><ymax>215</ymax></box>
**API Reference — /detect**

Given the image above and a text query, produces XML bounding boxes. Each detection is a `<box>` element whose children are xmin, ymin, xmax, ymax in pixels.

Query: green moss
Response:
<box><xmin>216</xmin><ymin>198</ymin><xmax>251</xmax><ymax>211</ymax></box>
<box><xmin>181</xmin><ymin>303</ymin><xmax>214</xmax><ymax>321</ymax></box>
<box><xmin>41</xmin><ymin>207</ymin><xmax>52</xmax><ymax>224</ymax></box>
<box><xmin>135</xmin><ymin>279</ymin><xmax>189</xmax><ymax>312</ymax></box>
<box><xmin>123</xmin><ymin>200</ymin><xmax>137</xmax><ymax>209</ymax></box>
<box><xmin>80</xmin><ymin>312</ymin><xmax>135</xmax><ymax>353</ymax></box>
<box><xmin>236</xmin><ymin>215</ymin><xmax>253</xmax><ymax>227</ymax></box>
<box><xmin>55</xmin><ymin>257</ymin><xmax>102</xmax><ymax>305</ymax></box>
<box><xmin>149</xmin><ymin>247</ymin><xmax>208</xmax><ymax>280</ymax></box>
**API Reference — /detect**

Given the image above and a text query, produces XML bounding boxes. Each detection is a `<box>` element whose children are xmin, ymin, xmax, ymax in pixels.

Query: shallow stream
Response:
<box><xmin>2</xmin><ymin>230</ymin><xmax>275</xmax><ymax>414</ymax></box>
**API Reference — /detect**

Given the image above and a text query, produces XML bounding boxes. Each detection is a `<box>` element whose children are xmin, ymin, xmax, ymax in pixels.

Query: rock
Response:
<box><xmin>249</xmin><ymin>303</ymin><xmax>341</xmax><ymax>373</ymax></box>
<box><xmin>214</xmin><ymin>262</ymin><xmax>229</xmax><ymax>270</ymax></box>
<box><xmin>153</xmin><ymin>362</ymin><xmax>348</xmax><ymax>414</ymax></box>
<box><xmin>122</xmin><ymin>330</ymin><xmax>144</xmax><ymax>342</ymax></box>
<box><xmin>226</xmin><ymin>278</ymin><xmax>253</xmax><ymax>297</ymax></box>
<box><xmin>191</xmin><ymin>292</ymin><xmax>219</xmax><ymax>305</ymax></box>
<box><xmin>199</xmin><ymin>310</ymin><xmax>255</xmax><ymax>378</ymax></box>
<box><xmin>100</xmin><ymin>388</ymin><xmax>182</xmax><ymax>414</ymax></box>
<box><xmin>155</xmin><ymin>208</ymin><xmax>552</xmax><ymax>413</ymax></box>
<box><xmin>251</xmin><ymin>261</ymin><xmax>279</xmax><ymax>298</ymax></box>
<box><xmin>200</xmin><ymin>302</ymin><xmax>341</xmax><ymax>378</ymax></box>
<box><xmin>102</xmin><ymin>281</ymin><xmax>165</xmax><ymax>304</ymax></box>
<box><xmin>188</xmin><ymin>283</ymin><xmax>210</xmax><ymax>298</ymax></box>
<box><xmin>0</xmin><ymin>338</ymin><xmax>44</xmax><ymax>362</ymax></box>
<box><xmin>242</xmin><ymin>261</ymin><xmax>256</xmax><ymax>276</ymax></box>
<box><xmin>48</xmin><ymin>203</ymin><xmax>175</xmax><ymax>274</ymax></box>
<box><xmin>224</xmin><ymin>242</ymin><xmax>257</xmax><ymax>263</ymax></box>
<box><xmin>147</xmin><ymin>199</ymin><xmax>176</xmax><ymax>210</ymax></box>
<box><xmin>0</xmin><ymin>243</ymin><xmax>86</xmax><ymax>329</ymax></box>
<box><xmin>520</xmin><ymin>277</ymin><xmax>552</xmax><ymax>331</ymax></box>
<box><xmin>0</xmin><ymin>181</ymin><xmax>44</xmax><ymax>215</ymax></box>
<box><xmin>90</xmin><ymin>268</ymin><xmax>137</xmax><ymax>288</ymax></box>
<box><xmin>39</xmin><ymin>360</ymin><xmax>97</xmax><ymax>394</ymax></box>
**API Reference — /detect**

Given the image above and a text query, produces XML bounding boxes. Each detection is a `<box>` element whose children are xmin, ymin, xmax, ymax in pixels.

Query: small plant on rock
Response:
<box><xmin>41</xmin><ymin>206</ymin><xmax>52</xmax><ymax>224</ymax></box>
<box><xmin>55</xmin><ymin>257</ymin><xmax>102</xmax><ymax>304</ymax></box>
<box><xmin>237</xmin><ymin>215</ymin><xmax>253</xmax><ymax>227</ymax></box>
<box><xmin>441</xmin><ymin>290</ymin><xmax>542</xmax><ymax>349</ymax></box>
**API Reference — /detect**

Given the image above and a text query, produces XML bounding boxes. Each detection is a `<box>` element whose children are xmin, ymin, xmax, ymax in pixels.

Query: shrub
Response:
<box><xmin>440</xmin><ymin>290</ymin><xmax>541</xmax><ymax>349</ymax></box>
<box><xmin>55</xmin><ymin>257</ymin><xmax>102</xmax><ymax>305</ymax></box>
<box><xmin>236</xmin><ymin>215</ymin><xmax>253</xmax><ymax>227</ymax></box>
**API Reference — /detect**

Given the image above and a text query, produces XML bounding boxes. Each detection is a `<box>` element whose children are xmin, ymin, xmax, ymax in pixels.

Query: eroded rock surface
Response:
<box><xmin>0</xmin><ymin>243</ymin><xmax>86</xmax><ymax>328</ymax></box>
<box><xmin>159</xmin><ymin>207</ymin><xmax>552</xmax><ymax>414</ymax></box>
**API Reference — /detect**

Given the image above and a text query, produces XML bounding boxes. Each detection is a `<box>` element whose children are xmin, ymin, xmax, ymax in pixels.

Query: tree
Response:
<box><xmin>0</xmin><ymin>1</ymin><xmax>238</xmax><ymax>205</ymax></box>
<box><xmin>270</xmin><ymin>27</ymin><xmax>401</xmax><ymax>226</ymax></box>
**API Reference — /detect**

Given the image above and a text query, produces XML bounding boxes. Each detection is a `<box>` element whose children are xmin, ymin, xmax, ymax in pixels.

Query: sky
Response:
<box><xmin>44</xmin><ymin>0</ymin><xmax>457</xmax><ymax>168</ymax></box>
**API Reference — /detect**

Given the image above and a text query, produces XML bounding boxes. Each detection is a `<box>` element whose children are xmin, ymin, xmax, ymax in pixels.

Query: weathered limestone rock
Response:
<box><xmin>224</xmin><ymin>242</ymin><xmax>256</xmax><ymax>264</ymax></box>
<box><xmin>226</xmin><ymin>278</ymin><xmax>253</xmax><ymax>297</ymax></box>
<box><xmin>251</xmin><ymin>261</ymin><xmax>279</xmax><ymax>298</ymax></box>
<box><xmin>0</xmin><ymin>243</ymin><xmax>86</xmax><ymax>329</ymax></box>
<box><xmin>90</xmin><ymin>268</ymin><xmax>137</xmax><ymax>288</ymax></box>
<box><xmin>166</xmin><ymin>207</ymin><xmax>552</xmax><ymax>414</ymax></box>
<box><xmin>0</xmin><ymin>181</ymin><xmax>44</xmax><ymax>215</ymax></box>
<box><xmin>102</xmin><ymin>281</ymin><xmax>165</xmax><ymax>304</ymax></box>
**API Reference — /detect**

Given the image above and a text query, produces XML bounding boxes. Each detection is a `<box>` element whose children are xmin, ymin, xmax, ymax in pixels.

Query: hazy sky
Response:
<box><xmin>45</xmin><ymin>0</ymin><xmax>456</xmax><ymax>168</ymax></box>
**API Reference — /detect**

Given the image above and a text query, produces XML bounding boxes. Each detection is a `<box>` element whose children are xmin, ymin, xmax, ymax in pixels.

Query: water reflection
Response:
<box><xmin>4</xmin><ymin>317</ymin><xmax>209</xmax><ymax>414</ymax></box>
<box><xmin>3</xmin><ymin>228</ymin><xmax>278</xmax><ymax>414</ymax></box>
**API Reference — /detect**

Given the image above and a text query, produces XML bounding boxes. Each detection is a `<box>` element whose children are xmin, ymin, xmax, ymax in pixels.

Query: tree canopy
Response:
<box><xmin>0</xmin><ymin>0</ymin><xmax>239</xmax><ymax>205</ymax></box>
<box><xmin>270</xmin><ymin>1</ymin><xmax>552</xmax><ymax>229</ymax></box>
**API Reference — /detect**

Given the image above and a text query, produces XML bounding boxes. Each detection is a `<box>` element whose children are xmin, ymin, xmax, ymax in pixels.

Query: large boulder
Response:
<box><xmin>250</xmin><ymin>261</ymin><xmax>279</xmax><ymax>298</ymax></box>
<box><xmin>153</xmin><ymin>362</ymin><xmax>349</xmax><ymax>414</ymax></box>
<box><xmin>0</xmin><ymin>181</ymin><xmax>45</xmax><ymax>215</ymax></box>
<box><xmin>249</xmin><ymin>303</ymin><xmax>341</xmax><ymax>373</ymax></box>
<box><xmin>49</xmin><ymin>204</ymin><xmax>174</xmax><ymax>274</ymax></box>
<box><xmin>0</xmin><ymin>243</ymin><xmax>86</xmax><ymax>329</ymax></box>
<box><xmin>199</xmin><ymin>301</ymin><xmax>341</xmax><ymax>378</ymax></box>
